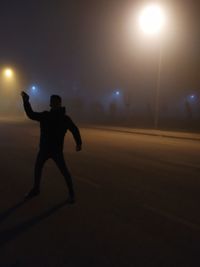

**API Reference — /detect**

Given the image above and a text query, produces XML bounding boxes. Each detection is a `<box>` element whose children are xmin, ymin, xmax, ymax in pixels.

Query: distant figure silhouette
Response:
<box><xmin>21</xmin><ymin>91</ymin><xmax>82</xmax><ymax>203</ymax></box>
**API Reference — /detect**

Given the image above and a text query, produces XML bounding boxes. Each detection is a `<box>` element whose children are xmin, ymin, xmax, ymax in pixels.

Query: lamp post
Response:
<box><xmin>139</xmin><ymin>4</ymin><xmax>166</xmax><ymax>128</ymax></box>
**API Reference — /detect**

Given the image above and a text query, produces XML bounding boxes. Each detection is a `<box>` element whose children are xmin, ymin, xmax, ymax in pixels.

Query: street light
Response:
<box><xmin>0</xmin><ymin>67</ymin><xmax>19</xmax><ymax>111</ymax></box>
<box><xmin>139</xmin><ymin>4</ymin><xmax>166</xmax><ymax>35</ymax></box>
<box><xmin>3</xmin><ymin>68</ymin><xmax>14</xmax><ymax>79</ymax></box>
<box><xmin>139</xmin><ymin>3</ymin><xmax>166</xmax><ymax>128</ymax></box>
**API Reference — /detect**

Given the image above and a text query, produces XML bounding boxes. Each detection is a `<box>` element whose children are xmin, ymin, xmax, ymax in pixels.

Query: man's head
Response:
<box><xmin>50</xmin><ymin>95</ymin><xmax>62</xmax><ymax>109</ymax></box>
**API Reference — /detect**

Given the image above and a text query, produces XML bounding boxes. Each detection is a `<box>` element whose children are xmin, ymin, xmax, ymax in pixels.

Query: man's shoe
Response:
<box><xmin>25</xmin><ymin>188</ymin><xmax>40</xmax><ymax>200</ymax></box>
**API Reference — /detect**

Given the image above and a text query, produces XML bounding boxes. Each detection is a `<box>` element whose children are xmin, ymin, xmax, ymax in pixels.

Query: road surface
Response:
<box><xmin>0</xmin><ymin>122</ymin><xmax>200</xmax><ymax>267</ymax></box>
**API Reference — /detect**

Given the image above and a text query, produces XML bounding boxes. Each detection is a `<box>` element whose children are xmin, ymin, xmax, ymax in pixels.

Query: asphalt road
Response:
<box><xmin>0</xmin><ymin>122</ymin><xmax>200</xmax><ymax>267</ymax></box>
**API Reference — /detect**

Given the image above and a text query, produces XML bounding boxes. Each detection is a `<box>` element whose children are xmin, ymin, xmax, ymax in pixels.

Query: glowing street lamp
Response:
<box><xmin>1</xmin><ymin>67</ymin><xmax>18</xmax><ymax>104</ymax></box>
<box><xmin>139</xmin><ymin>3</ymin><xmax>166</xmax><ymax>129</ymax></box>
<box><xmin>139</xmin><ymin>4</ymin><xmax>166</xmax><ymax>35</ymax></box>
<box><xmin>3</xmin><ymin>68</ymin><xmax>14</xmax><ymax>79</ymax></box>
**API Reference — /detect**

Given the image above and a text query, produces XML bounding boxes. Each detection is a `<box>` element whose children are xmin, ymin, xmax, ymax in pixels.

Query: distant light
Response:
<box><xmin>190</xmin><ymin>95</ymin><xmax>195</xmax><ymax>99</ymax></box>
<box><xmin>32</xmin><ymin>86</ymin><xmax>36</xmax><ymax>91</ymax></box>
<box><xmin>139</xmin><ymin>4</ymin><xmax>166</xmax><ymax>35</ymax></box>
<box><xmin>115</xmin><ymin>91</ymin><xmax>120</xmax><ymax>96</ymax></box>
<box><xmin>3</xmin><ymin>68</ymin><xmax>13</xmax><ymax>78</ymax></box>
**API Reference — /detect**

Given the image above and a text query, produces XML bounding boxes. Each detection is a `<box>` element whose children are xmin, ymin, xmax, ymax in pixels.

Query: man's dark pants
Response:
<box><xmin>33</xmin><ymin>149</ymin><xmax>74</xmax><ymax>197</ymax></box>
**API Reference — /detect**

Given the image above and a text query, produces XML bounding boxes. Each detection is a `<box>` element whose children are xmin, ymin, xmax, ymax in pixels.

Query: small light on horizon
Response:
<box><xmin>187</xmin><ymin>94</ymin><xmax>197</xmax><ymax>102</ymax></box>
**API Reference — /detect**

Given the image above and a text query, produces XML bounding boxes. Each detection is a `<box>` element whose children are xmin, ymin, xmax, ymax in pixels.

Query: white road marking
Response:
<box><xmin>75</xmin><ymin>176</ymin><xmax>101</xmax><ymax>188</ymax></box>
<box><xmin>143</xmin><ymin>204</ymin><xmax>200</xmax><ymax>231</ymax></box>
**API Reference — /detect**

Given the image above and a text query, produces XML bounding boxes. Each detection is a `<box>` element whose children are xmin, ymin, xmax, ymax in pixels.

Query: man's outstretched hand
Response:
<box><xmin>21</xmin><ymin>91</ymin><xmax>29</xmax><ymax>102</ymax></box>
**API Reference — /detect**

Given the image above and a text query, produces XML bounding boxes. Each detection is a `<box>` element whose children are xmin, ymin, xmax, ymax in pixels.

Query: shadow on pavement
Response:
<box><xmin>7</xmin><ymin>260</ymin><xmax>21</xmax><ymax>267</ymax></box>
<box><xmin>0</xmin><ymin>200</ymin><xmax>27</xmax><ymax>224</ymax></box>
<box><xmin>0</xmin><ymin>200</ymin><xmax>68</xmax><ymax>247</ymax></box>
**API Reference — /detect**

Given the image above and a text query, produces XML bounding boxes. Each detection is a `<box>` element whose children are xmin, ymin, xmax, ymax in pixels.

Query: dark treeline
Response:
<box><xmin>0</xmin><ymin>91</ymin><xmax>199</xmax><ymax>132</ymax></box>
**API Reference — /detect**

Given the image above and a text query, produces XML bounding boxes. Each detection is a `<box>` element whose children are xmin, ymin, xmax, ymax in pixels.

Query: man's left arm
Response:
<box><xmin>66</xmin><ymin>116</ymin><xmax>82</xmax><ymax>151</ymax></box>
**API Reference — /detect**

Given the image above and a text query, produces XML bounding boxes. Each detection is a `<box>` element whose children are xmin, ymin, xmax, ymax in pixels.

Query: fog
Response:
<box><xmin>0</xmin><ymin>79</ymin><xmax>199</xmax><ymax>131</ymax></box>
<box><xmin>0</xmin><ymin>1</ymin><xmax>200</xmax><ymax>131</ymax></box>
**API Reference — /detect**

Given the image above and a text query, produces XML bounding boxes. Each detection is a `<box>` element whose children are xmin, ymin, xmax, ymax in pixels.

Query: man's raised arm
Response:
<box><xmin>21</xmin><ymin>91</ymin><xmax>43</xmax><ymax>121</ymax></box>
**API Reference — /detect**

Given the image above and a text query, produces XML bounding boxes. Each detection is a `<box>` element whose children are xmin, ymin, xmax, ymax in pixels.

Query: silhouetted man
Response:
<box><xmin>21</xmin><ymin>91</ymin><xmax>82</xmax><ymax>203</ymax></box>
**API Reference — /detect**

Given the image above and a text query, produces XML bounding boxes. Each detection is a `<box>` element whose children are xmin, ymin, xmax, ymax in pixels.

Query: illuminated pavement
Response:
<box><xmin>0</xmin><ymin>122</ymin><xmax>200</xmax><ymax>267</ymax></box>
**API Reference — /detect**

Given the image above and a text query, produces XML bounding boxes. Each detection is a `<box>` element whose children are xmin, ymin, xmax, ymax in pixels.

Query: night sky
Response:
<box><xmin>0</xmin><ymin>0</ymin><xmax>200</xmax><ymax>98</ymax></box>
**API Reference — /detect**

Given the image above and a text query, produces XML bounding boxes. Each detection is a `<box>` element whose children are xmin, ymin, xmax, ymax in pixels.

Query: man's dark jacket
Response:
<box><xmin>23</xmin><ymin>100</ymin><xmax>82</xmax><ymax>152</ymax></box>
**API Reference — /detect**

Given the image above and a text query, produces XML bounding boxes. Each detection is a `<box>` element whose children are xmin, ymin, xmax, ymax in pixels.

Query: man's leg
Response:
<box><xmin>52</xmin><ymin>152</ymin><xmax>75</xmax><ymax>200</ymax></box>
<box><xmin>25</xmin><ymin>151</ymin><xmax>48</xmax><ymax>199</ymax></box>
<box><xmin>34</xmin><ymin>151</ymin><xmax>49</xmax><ymax>190</ymax></box>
